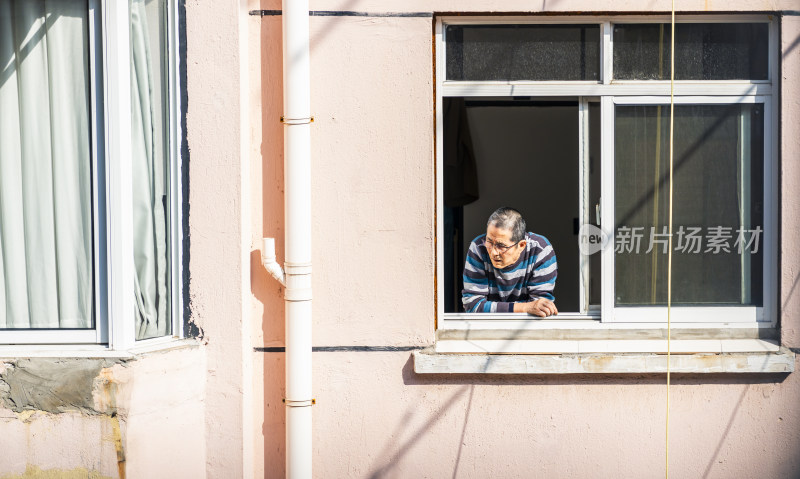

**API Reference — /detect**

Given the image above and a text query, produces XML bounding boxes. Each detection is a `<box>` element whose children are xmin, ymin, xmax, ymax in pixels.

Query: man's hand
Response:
<box><xmin>518</xmin><ymin>298</ymin><xmax>558</xmax><ymax>317</ymax></box>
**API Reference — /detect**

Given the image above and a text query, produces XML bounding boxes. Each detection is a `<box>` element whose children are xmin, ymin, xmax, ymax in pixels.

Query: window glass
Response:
<box><xmin>131</xmin><ymin>0</ymin><xmax>172</xmax><ymax>339</ymax></box>
<box><xmin>446</xmin><ymin>25</ymin><xmax>601</xmax><ymax>81</ymax></box>
<box><xmin>613</xmin><ymin>23</ymin><xmax>768</xmax><ymax>80</ymax></box>
<box><xmin>0</xmin><ymin>0</ymin><xmax>94</xmax><ymax>329</ymax></box>
<box><xmin>614</xmin><ymin>104</ymin><xmax>764</xmax><ymax>306</ymax></box>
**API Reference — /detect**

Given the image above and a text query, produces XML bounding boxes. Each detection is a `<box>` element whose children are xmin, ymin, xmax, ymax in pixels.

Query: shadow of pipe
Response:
<box><xmin>782</xmin><ymin>271</ymin><xmax>800</xmax><ymax>313</ymax></box>
<box><xmin>451</xmin><ymin>384</ymin><xmax>475</xmax><ymax>479</ymax></box>
<box><xmin>367</xmin><ymin>382</ymin><xmax>472</xmax><ymax>479</ymax></box>
<box><xmin>701</xmin><ymin>384</ymin><xmax>749</xmax><ymax>479</ymax></box>
<box><xmin>783</xmin><ymin>32</ymin><xmax>800</xmax><ymax>59</ymax></box>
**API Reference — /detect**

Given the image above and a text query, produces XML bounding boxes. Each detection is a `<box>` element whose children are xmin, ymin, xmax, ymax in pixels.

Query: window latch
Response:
<box><xmin>595</xmin><ymin>200</ymin><xmax>601</xmax><ymax>226</ymax></box>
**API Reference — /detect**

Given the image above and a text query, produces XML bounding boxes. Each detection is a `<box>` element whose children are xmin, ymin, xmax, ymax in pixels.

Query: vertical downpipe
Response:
<box><xmin>282</xmin><ymin>0</ymin><xmax>313</xmax><ymax>477</ymax></box>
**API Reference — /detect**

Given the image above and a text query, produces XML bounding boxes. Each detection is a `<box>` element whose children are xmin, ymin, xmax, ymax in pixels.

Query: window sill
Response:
<box><xmin>413</xmin><ymin>343</ymin><xmax>795</xmax><ymax>374</ymax></box>
<box><xmin>437</xmin><ymin>321</ymin><xmax>778</xmax><ymax>340</ymax></box>
<box><xmin>0</xmin><ymin>338</ymin><xmax>199</xmax><ymax>360</ymax></box>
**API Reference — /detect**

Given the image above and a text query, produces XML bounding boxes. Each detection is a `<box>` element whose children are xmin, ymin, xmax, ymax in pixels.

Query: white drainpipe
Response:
<box><xmin>262</xmin><ymin>0</ymin><xmax>313</xmax><ymax>476</ymax></box>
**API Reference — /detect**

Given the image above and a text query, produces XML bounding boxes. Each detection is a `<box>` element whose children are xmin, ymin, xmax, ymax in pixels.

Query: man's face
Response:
<box><xmin>485</xmin><ymin>224</ymin><xmax>526</xmax><ymax>269</ymax></box>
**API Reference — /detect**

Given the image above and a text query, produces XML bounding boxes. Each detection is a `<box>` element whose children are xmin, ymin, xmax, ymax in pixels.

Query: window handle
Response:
<box><xmin>595</xmin><ymin>200</ymin><xmax>601</xmax><ymax>226</ymax></box>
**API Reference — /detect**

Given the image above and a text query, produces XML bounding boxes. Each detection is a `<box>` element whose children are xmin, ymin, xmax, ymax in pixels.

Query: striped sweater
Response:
<box><xmin>462</xmin><ymin>232</ymin><xmax>557</xmax><ymax>313</ymax></box>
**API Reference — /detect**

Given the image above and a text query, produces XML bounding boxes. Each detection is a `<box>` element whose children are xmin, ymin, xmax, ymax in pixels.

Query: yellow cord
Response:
<box><xmin>666</xmin><ymin>2</ymin><xmax>675</xmax><ymax>478</ymax></box>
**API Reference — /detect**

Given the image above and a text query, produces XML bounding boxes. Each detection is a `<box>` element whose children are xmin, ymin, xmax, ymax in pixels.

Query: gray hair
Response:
<box><xmin>487</xmin><ymin>207</ymin><xmax>526</xmax><ymax>243</ymax></box>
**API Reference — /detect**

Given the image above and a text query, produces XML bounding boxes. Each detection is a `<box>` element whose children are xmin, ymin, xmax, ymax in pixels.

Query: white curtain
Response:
<box><xmin>131</xmin><ymin>0</ymin><xmax>170</xmax><ymax>340</ymax></box>
<box><xmin>0</xmin><ymin>0</ymin><xmax>92</xmax><ymax>329</ymax></box>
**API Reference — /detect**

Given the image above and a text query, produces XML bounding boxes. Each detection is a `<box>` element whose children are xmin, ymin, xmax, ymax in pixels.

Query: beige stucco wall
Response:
<box><xmin>253</xmin><ymin>5</ymin><xmax>800</xmax><ymax>478</ymax></box>
<box><xmin>781</xmin><ymin>14</ymin><xmax>800</xmax><ymax>348</ymax></box>
<box><xmin>185</xmin><ymin>0</ymin><xmax>251</xmax><ymax>476</ymax></box>
<box><xmin>261</xmin><ymin>0</ymin><xmax>800</xmax><ymax>13</ymax></box>
<box><xmin>0</xmin><ymin>347</ymin><xmax>207</xmax><ymax>479</ymax></box>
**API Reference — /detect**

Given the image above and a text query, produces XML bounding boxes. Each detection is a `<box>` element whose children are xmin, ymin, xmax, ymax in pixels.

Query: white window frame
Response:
<box><xmin>435</xmin><ymin>15</ymin><xmax>778</xmax><ymax>333</ymax></box>
<box><xmin>0</xmin><ymin>0</ymin><xmax>184</xmax><ymax>349</ymax></box>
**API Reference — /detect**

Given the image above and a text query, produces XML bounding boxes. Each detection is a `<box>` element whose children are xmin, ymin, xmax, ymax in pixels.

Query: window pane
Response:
<box><xmin>613</xmin><ymin>23</ymin><xmax>768</xmax><ymax>80</ymax></box>
<box><xmin>131</xmin><ymin>0</ymin><xmax>172</xmax><ymax>339</ymax></box>
<box><xmin>446</xmin><ymin>25</ymin><xmax>600</xmax><ymax>81</ymax></box>
<box><xmin>0</xmin><ymin>0</ymin><xmax>94</xmax><ymax>329</ymax></box>
<box><xmin>614</xmin><ymin>104</ymin><xmax>764</xmax><ymax>306</ymax></box>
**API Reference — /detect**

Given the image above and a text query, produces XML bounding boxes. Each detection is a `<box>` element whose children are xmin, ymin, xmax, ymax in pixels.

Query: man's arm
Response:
<box><xmin>526</xmin><ymin>238</ymin><xmax>557</xmax><ymax>302</ymax></box>
<box><xmin>517</xmin><ymin>237</ymin><xmax>558</xmax><ymax>317</ymax></box>
<box><xmin>513</xmin><ymin>298</ymin><xmax>558</xmax><ymax>317</ymax></box>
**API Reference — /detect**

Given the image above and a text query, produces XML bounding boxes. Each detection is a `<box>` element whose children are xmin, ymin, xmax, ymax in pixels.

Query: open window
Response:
<box><xmin>436</xmin><ymin>17</ymin><xmax>777</xmax><ymax>333</ymax></box>
<box><xmin>442</xmin><ymin>97</ymin><xmax>601</xmax><ymax>315</ymax></box>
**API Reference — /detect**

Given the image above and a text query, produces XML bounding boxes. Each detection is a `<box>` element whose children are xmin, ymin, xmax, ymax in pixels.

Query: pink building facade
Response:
<box><xmin>1</xmin><ymin>1</ymin><xmax>800</xmax><ymax>478</ymax></box>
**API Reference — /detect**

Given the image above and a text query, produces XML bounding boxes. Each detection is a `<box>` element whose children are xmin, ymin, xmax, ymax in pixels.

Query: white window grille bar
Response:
<box><xmin>435</xmin><ymin>18</ymin><xmax>446</xmax><ymax>320</ymax></box>
<box><xmin>578</xmin><ymin>98</ymin><xmax>590</xmax><ymax>315</ymax></box>
<box><xmin>764</xmin><ymin>96</ymin><xmax>778</xmax><ymax>326</ymax></box>
<box><xmin>103</xmin><ymin>0</ymin><xmax>135</xmax><ymax>350</ymax></box>
<box><xmin>167</xmin><ymin>0</ymin><xmax>183</xmax><ymax>338</ymax></box>
<box><xmin>600</xmin><ymin>96</ymin><xmax>615</xmax><ymax>323</ymax></box>
<box><xmin>602</xmin><ymin>21</ymin><xmax>612</xmax><ymax>84</ymax></box>
<box><xmin>88</xmin><ymin>0</ymin><xmax>108</xmax><ymax>344</ymax></box>
<box><xmin>739</xmin><ymin>107</ymin><xmax>752</xmax><ymax>305</ymax></box>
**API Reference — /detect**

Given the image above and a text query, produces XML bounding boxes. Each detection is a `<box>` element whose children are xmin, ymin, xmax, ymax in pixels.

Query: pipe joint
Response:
<box><xmin>263</xmin><ymin>260</ymin><xmax>286</xmax><ymax>286</ymax></box>
<box><xmin>285</xmin><ymin>287</ymin><xmax>312</xmax><ymax>302</ymax></box>
<box><xmin>285</xmin><ymin>266</ymin><xmax>311</xmax><ymax>301</ymax></box>
<box><xmin>261</xmin><ymin>238</ymin><xmax>286</xmax><ymax>286</ymax></box>
<box><xmin>285</xmin><ymin>262</ymin><xmax>312</xmax><ymax>275</ymax></box>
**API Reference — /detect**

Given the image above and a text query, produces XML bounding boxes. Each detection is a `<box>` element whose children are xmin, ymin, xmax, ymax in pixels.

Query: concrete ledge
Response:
<box><xmin>434</xmin><ymin>338</ymin><xmax>781</xmax><ymax>354</ymax></box>
<box><xmin>0</xmin><ymin>338</ymin><xmax>199</xmax><ymax>359</ymax></box>
<box><xmin>413</xmin><ymin>347</ymin><xmax>795</xmax><ymax>374</ymax></box>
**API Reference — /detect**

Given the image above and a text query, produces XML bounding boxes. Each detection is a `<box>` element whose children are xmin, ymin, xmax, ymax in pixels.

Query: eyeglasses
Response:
<box><xmin>484</xmin><ymin>238</ymin><xmax>520</xmax><ymax>254</ymax></box>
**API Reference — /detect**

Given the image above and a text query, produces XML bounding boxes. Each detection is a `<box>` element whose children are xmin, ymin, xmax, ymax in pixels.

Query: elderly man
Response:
<box><xmin>462</xmin><ymin>207</ymin><xmax>558</xmax><ymax>317</ymax></box>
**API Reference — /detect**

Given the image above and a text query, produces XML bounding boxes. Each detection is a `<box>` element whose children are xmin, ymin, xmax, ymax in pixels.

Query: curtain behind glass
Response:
<box><xmin>0</xmin><ymin>0</ymin><xmax>93</xmax><ymax>329</ymax></box>
<box><xmin>614</xmin><ymin>104</ymin><xmax>764</xmax><ymax>306</ymax></box>
<box><xmin>131</xmin><ymin>0</ymin><xmax>170</xmax><ymax>339</ymax></box>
